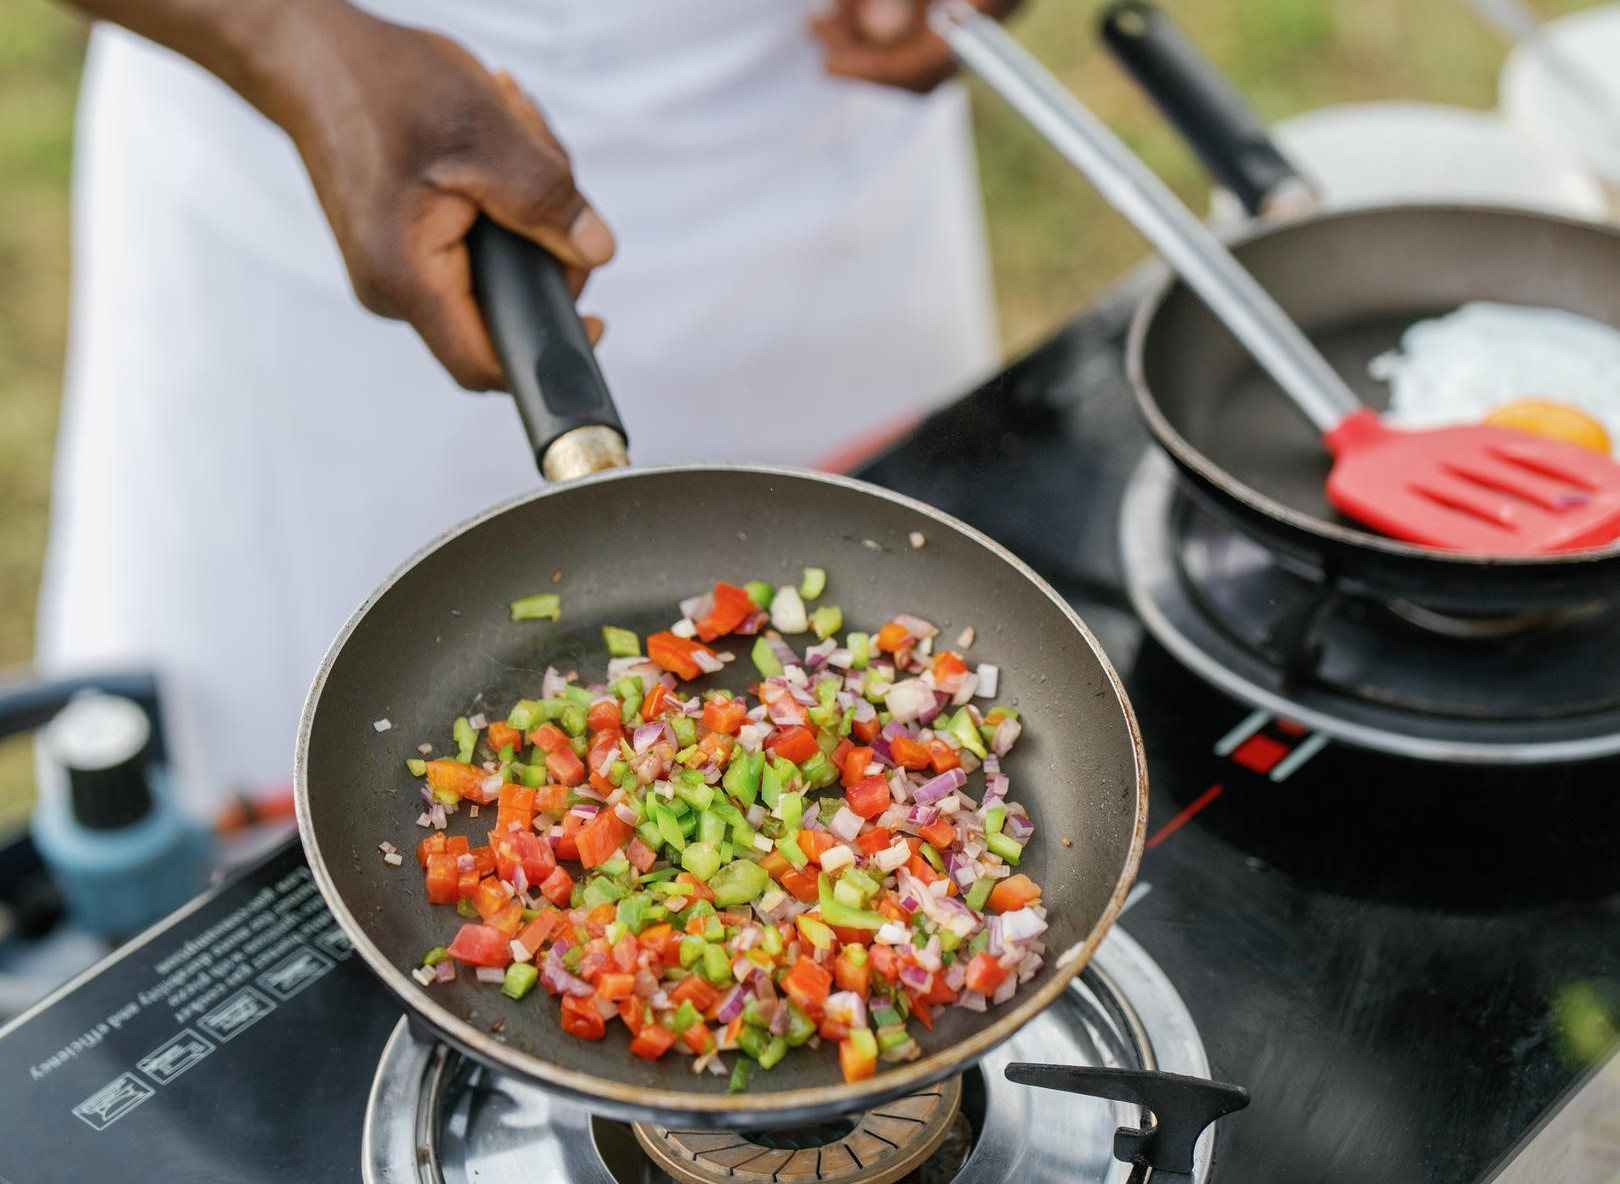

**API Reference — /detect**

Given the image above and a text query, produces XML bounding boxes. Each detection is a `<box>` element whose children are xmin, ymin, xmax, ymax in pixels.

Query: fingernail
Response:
<box><xmin>569</xmin><ymin>208</ymin><xmax>615</xmax><ymax>265</ymax></box>
<box><xmin>858</xmin><ymin>0</ymin><xmax>915</xmax><ymax>43</ymax></box>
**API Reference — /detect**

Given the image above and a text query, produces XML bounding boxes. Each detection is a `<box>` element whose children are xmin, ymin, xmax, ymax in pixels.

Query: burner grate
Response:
<box><xmin>632</xmin><ymin>1075</ymin><xmax>966</xmax><ymax>1184</ymax></box>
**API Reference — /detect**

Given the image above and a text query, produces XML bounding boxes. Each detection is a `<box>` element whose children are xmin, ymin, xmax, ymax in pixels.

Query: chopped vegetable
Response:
<box><xmin>401</xmin><ymin>570</ymin><xmax>1040</xmax><ymax>1087</ymax></box>
<box><xmin>510</xmin><ymin>593</ymin><xmax>562</xmax><ymax>622</ymax></box>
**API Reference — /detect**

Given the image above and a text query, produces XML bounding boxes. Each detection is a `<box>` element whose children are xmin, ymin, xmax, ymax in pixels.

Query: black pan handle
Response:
<box><xmin>467</xmin><ymin>218</ymin><xmax>629</xmax><ymax>481</ymax></box>
<box><xmin>1099</xmin><ymin>0</ymin><xmax>1318</xmax><ymax>218</ymax></box>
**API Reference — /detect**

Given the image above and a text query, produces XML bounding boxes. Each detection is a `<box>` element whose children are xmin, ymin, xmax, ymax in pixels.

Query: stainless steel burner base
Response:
<box><xmin>361</xmin><ymin>928</ymin><xmax>1214</xmax><ymax>1184</ymax></box>
<box><xmin>1121</xmin><ymin>450</ymin><xmax>1620</xmax><ymax>764</ymax></box>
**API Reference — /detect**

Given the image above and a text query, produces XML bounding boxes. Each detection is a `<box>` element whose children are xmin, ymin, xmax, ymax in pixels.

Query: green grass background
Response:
<box><xmin>0</xmin><ymin>0</ymin><xmax>1590</xmax><ymax>825</ymax></box>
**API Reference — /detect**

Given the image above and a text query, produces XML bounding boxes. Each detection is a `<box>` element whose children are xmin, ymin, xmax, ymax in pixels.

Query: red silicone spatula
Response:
<box><xmin>933</xmin><ymin>0</ymin><xmax>1620</xmax><ymax>555</ymax></box>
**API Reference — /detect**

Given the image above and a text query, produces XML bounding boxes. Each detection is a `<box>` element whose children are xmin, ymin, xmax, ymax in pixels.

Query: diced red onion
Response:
<box><xmin>975</xmin><ymin>664</ymin><xmax>1000</xmax><ymax>698</ymax></box>
<box><xmin>735</xmin><ymin>722</ymin><xmax>770</xmax><ymax>754</ymax></box>
<box><xmin>992</xmin><ymin>717</ymin><xmax>1022</xmax><ymax>756</ymax></box>
<box><xmin>434</xmin><ymin>960</ymin><xmax>457</xmax><ymax>983</ymax></box>
<box><xmin>715</xmin><ymin>984</ymin><xmax>749</xmax><ymax>1023</ymax></box>
<box><xmin>884</xmin><ymin>680</ymin><xmax>935</xmax><ymax>723</ymax></box>
<box><xmin>805</xmin><ymin>638</ymin><xmax>836</xmax><ymax>668</ymax></box>
<box><xmin>893</xmin><ymin>613</ymin><xmax>938</xmax><ymax>640</ymax></box>
<box><xmin>541</xmin><ymin>950</ymin><xmax>594</xmax><ymax>997</ymax></box>
<box><xmin>429</xmin><ymin>803</ymin><xmax>447</xmax><ymax>830</ymax></box>
<box><xmin>958</xmin><ymin>989</ymin><xmax>987</xmax><ymax>1012</ymax></box>
<box><xmin>680</xmin><ymin>591</ymin><xmax>714</xmax><ymax>621</ymax></box>
<box><xmin>467</xmin><ymin>712</ymin><xmax>488</xmax><ymax>730</ymax></box>
<box><xmin>570</xmin><ymin>804</ymin><xmax>599</xmax><ymax>820</ymax></box>
<box><xmin>1000</xmin><ymin>907</ymin><xmax>1048</xmax><ymax>942</ymax></box>
<box><xmin>768</xmin><ymin>1001</ymin><xmax>793</xmax><ymax>1035</ymax></box>
<box><xmin>762</xmin><ymin>634</ymin><xmax>798</xmax><ymax>671</ymax></box>
<box><xmin>945</xmin><ymin>851</ymin><xmax>977</xmax><ymax>891</ymax></box>
<box><xmin>541</xmin><ymin>667</ymin><xmax>569</xmax><ymax>700</ymax></box>
<box><xmin>824</xmin><ymin>991</ymin><xmax>867</xmax><ymax>1029</ymax></box>
<box><xmin>914</xmin><ymin>935</ymin><xmax>942</xmax><ymax>973</ymax></box>
<box><xmin>945</xmin><ymin>961</ymin><xmax>966</xmax><ymax>991</ymax></box>
<box><xmin>986</xmin><ymin>915</ymin><xmax>1003</xmax><ymax>956</ymax></box>
<box><xmin>917</xmin><ymin>691</ymin><xmax>951</xmax><ymax>726</ymax></box>
<box><xmin>735</xmin><ymin>610</ymin><xmax>768</xmax><ymax>636</ymax></box>
<box><xmin>875</xmin><ymin>921</ymin><xmax>909</xmax><ymax>944</ymax></box>
<box><xmin>1004</xmin><ymin>812</ymin><xmax>1035</xmax><ymax>844</ymax></box>
<box><xmin>608</xmin><ymin>657</ymin><xmax>663</xmax><ymax>683</ymax></box>
<box><xmin>475</xmin><ymin>966</ymin><xmax>506</xmax><ymax>984</ymax></box>
<box><xmin>913</xmin><ymin>767</ymin><xmax>966</xmax><ymax>805</ymax></box>
<box><xmin>671</xmin><ymin>617</ymin><xmax>698</xmax><ymax>639</ymax></box>
<box><xmin>898</xmin><ymin>962</ymin><xmax>932</xmax><ymax>992</ymax></box>
<box><xmin>950</xmin><ymin>672</ymin><xmax>980</xmax><ymax>707</ymax></box>
<box><xmin>829</xmin><ymin>807</ymin><xmax>865</xmax><ymax>842</ymax></box>
<box><xmin>826</xmin><ymin>648</ymin><xmax>853</xmax><ymax>669</ymax></box>
<box><xmin>613</xmin><ymin>803</ymin><xmax>640</xmax><ymax>826</ymax></box>
<box><xmin>692</xmin><ymin>649</ymin><xmax>725</xmax><ymax>675</ymax></box>
<box><xmin>745</xmin><ymin>804</ymin><xmax>767</xmax><ymax>828</ymax></box>
<box><xmin>992</xmin><ymin>975</ymin><xmax>1019</xmax><ymax>1006</ymax></box>
<box><xmin>420</xmin><ymin>785</ymin><xmax>434</xmax><ymax>805</ymax></box>
<box><xmin>906</xmin><ymin>803</ymin><xmax>940</xmax><ymax>828</ymax></box>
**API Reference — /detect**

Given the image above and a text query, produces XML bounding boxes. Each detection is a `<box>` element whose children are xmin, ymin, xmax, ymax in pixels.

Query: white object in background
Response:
<box><xmin>1209</xmin><ymin>101</ymin><xmax>1607</xmax><ymax>228</ymax></box>
<box><xmin>1499</xmin><ymin>1</ymin><xmax>1620</xmax><ymax>201</ymax></box>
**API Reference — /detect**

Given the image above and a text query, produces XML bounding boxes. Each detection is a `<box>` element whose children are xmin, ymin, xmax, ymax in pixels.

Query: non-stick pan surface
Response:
<box><xmin>1131</xmin><ymin>204</ymin><xmax>1620</xmax><ymax>613</ymax></box>
<box><xmin>296</xmin><ymin>462</ymin><xmax>1147</xmax><ymax>1127</ymax></box>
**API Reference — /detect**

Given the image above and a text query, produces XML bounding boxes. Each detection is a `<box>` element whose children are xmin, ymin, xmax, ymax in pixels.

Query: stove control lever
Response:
<box><xmin>1004</xmin><ymin>1063</ymin><xmax>1249</xmax><ymax>1177</ymax></box>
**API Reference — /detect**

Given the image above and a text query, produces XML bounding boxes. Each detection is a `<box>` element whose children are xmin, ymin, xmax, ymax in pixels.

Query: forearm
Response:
<box><xmin>56</xmin><ymin>0</ymin><xmax>369</xmax><ymax>134</ymax></box>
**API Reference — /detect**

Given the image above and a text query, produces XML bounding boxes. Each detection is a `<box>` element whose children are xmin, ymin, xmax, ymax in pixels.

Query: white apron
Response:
<box><xmin>37</xmin><ymin>1</ymin><xmax>999</xmax><ymax>813</ymax></box>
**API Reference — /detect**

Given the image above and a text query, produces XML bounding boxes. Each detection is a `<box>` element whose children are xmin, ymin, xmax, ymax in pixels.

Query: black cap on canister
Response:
<box><xmin>43</xmin><ymin>694</ymin><xmax>155</xmax><ymax>831</ymax></box>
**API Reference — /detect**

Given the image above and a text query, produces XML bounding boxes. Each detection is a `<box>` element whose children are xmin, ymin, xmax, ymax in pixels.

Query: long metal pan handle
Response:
<box><xmin>931</xmin><ymin>1</ymin><xmax>1360</xmax><ymax>434</ymax></box>
<box><xmin>468</xmin><ymin>218</ymin><xmax>629</xmax><ymax>481</ymax></box>
<box><xmin>1099</xmin><ymin>1</ymin><xmax>1318</xmax><ymax>220</ymax></box>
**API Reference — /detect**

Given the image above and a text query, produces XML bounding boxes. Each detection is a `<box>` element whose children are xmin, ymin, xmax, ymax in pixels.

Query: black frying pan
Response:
<box><xmin>293</xmin><ymin>223</ymin><xmax>1148</xmax><ymax>1128</ymax></box>
<box><xmin>1102</xmin><ymin>0</ymin><xmax>1620</xmax><ymax>615</ymax></box>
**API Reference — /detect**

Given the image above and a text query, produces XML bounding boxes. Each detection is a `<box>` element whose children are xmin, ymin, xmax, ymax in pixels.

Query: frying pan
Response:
<box><xmin>1101</xmin><ymin>0</ymin><xmax>1620</xmax><ymax>615</ymax></box>
<box><xmin>293</xmin><ymin>222</ymin><xmax>1148</xmax><ymax>1128</ymax></box>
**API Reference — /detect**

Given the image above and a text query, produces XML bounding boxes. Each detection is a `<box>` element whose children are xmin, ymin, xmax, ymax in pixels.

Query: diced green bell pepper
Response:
<box><xmin>799</xmin><ymin>567</ymin><xmax>827</xmax><ymax>599</ymax></box>
<box><xmin>509</xmin><ymin>593</ymin><xmax>561</xmax><ymax>622</ymax></box>
<box><xmin>816</xmin><ymin>873</ymin><xmax>886</xmax><ymax>930</ymax></box>
<box><xmin>985</xmin><ymin>806</ymin><xmax>1006</xmax><ymax>836</ymax></box>
<box><xmin>422</xmin><ymin>946</ymin><xmax>452</xmax><ymax>966</ymax></box>
<box><xmin>681</xmin><ymin>841</ymin><xmax>723</xmax><ymax>882</ymax></box>
<box><xmin>986</xmin><ymin>832</ymin><xmax>1023</xmax><ymax>865</ymax></box>
<box><xmin>702</xmin><ymin>941</ymin><xmax>733</xmax><ymax>985</ymax></box>
<box><xmin>775</xmin><ymin>833</ymin><xmax>808</xmax><ymax>869</ymax></box>
<box><xmin>811</xmin><ymin>605</ymin><xmax>843</xmax><ymax>640</ymax></box>
<box><xmin>602</xmin><ymin>626</ymin><xmax>641</xmax><ymax>657</ymax></box>
<box><xmin>965</xmin><ymin>877</ymin><xmax>994</xmax><ymax>912</ymax></box>
<box><xmin>722</xmin><ymin>751</ymin><xmax>762</xmax><ymax>806</ymax></box>
<box><xmin>501</xmin><ymin>963</ymin><xmax>539</xmax><ymax>1000</ymax></box>
<box><xmin>709</xmin><ymin>859</ymin><xmax>770</xmax><ymax>906</ymax></box>
<box><xmin>847</xmin><ymin>632</ymin><xmax>870</xmax><ymax>670</ymax></box>
<box><xmin>779</xmin><ymin>792</ymin><xmax>803</xmax><ymax>832</ymax></box>
<box><xmin>671</xmin><ymin>715</ymin><xmax>697</xmax><ymax>748</ymax></box>
<box><xmin>729</xmin><ymin>1059</ymin><xmax>750</xmax><ymax>1093</ymax></box>
<box><xmin>947</xmin><ymin>707</ymin><xmax>987</xmax><ymax>759</ymax></box>
<box><xmin>453</xmin><ymin>717</ymin><xmax>477</xmax><ymax>763</ymax></box>
<box><xmin>744</xmin><ymin>580</ymin><xmax>774</xmax><ymax>610</ymax></box>
<box><xmin>406</xmin><ymin>758</ymin><xmax>427</xmax><ymax>778</ymax></box>
<box><xmin>751</xmin><ymin>636</ymin><xmax>784</xmax><ymax>679</ymax></box>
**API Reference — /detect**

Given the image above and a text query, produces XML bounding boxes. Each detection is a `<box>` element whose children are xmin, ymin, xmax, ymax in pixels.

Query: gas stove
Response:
<box><xmin>3</xmin><ymin>289</ymin><xmax>1619</xmax><ymax>1184</ymax></box>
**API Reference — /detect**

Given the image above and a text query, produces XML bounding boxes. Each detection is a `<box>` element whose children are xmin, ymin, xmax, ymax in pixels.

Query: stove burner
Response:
<box><xmin>361</xmin><ymin>928</ymin><xmax>1218</xmax><ymax>1184</ymax></box>
<box><xmin>633</xmin><ymin>1075</ymin><xmax>966</xmax><ymax>1184</ymax></box>
<box><xmin>1120</xmin><ymin>450</ymin><xmax>1620</xmax><ymax>763</ymax></box>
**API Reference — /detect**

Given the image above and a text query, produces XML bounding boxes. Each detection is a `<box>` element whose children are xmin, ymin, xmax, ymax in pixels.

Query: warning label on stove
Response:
<box><xmin>26</xmin><ymin>867</ymin><xmax>346</xmax><ymax>1085</ymax></box>
<box><xmin>71</xmin><ymin>1073</ymin><xmax>154</xmax><ymax>1131</ymax></box>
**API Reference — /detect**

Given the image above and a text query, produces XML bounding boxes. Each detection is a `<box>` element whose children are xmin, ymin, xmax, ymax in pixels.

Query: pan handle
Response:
<box><xmin>1099</xmin><ymin>1</ymin><xmax>1318</xmax><ymax>220</ymax></box>
<box><xmin>468</xmin><ymin>218</ymin><xmax>629</xmax><ymax>481</ymax></box>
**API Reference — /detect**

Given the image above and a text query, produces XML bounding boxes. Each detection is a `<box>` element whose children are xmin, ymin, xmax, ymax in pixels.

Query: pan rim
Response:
<box><xmin>1125</xmin><ymin>201</ymin><xmax>1620</xmax><ymax>569</ymax></box>
<box><xmin>294</xmin><ymin>461</ymin><xmax>1148</xmax><ymax>1120</ymax></box>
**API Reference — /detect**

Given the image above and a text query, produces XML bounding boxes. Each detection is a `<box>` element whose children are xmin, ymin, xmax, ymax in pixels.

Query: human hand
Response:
<box><xmin>267</xmin><ymin>8</ymin><xmax>612</xmax><ymax>390</ymax></box>
<box><xmin>812</xmin><ymin>0</ymin><xmax>1024</xmax><ymax>93</ymax></box>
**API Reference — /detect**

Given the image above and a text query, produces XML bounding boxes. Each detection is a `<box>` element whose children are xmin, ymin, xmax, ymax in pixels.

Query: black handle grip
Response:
<box><xmin>1100</xmin><ymin>0</ymin><xmax>1311</xmax><ymax>217</ymax></box>
<box><xmin>467</xmin><ymin>218</ymin><xmax>627</xmax><ymax>475</ymax></box>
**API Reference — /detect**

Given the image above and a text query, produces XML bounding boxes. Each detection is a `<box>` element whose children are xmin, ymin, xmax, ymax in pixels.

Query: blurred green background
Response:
<box><xmin>0</xmin><ymin>0</ymin><xmax>1590</xmax><ymax>827</ymax></box>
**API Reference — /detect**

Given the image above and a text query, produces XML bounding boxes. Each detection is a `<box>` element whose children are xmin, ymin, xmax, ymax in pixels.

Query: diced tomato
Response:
<box><xmin>923</xmin><ymin>972</ymin><xmax>958</xmax><ymax>1005</ymax></box>
<box><xmin>925</xmin><ymin>738</ymin><xmax>961</xmax><ymax>775</ymax></box>
<box><xmin>917</xmin><ymin>818</ymin><xmax>957</xmax><ymax>850</ymax></box>
<box><xmin>586</xmin><ymin>698</ymin><xmax>623</xmax><ymax>734</ymax></box>
<box><xmin>854</xmin><ymin>828</ymin><xmax>893</xmax><ymax>857</ymax></box>
<box><xmin>576</xmin><ymin>810</ymin><xmax>634</xmax><ymax>869</ymax></box>
<box><xmin>554</xmin><ymin>811</ymin><xmax>588</xmax><ymax>862</ymax></box>
<box><xmin>486</xmin><ymin>720</ymin><xmax>523</xmax><ymax>755</ymax></box>
<box><xmin>539</xmin><ymin>866</ymin><xmax>575</xmax><ymax>907</ymax></box>
<box><xmin>492</xmin><ymin>829</ymin><xmax>556</xmax><ymax>883</ymax></box>
<box><xmin>424</xmin><ymin>760</ymin><xmax>489</xmax><ymax>800</ymax></box>
<box><xmin>473</xmin><ymin>876</ymin><xmax>512</xmax><ymax>919</ymax></box>
<box><xmin>629</xmin><ymin>1022</ymin><xmax>678</xmax><ymax>1059</ymax></box>
<box><xmin>851</xmin><ymin>713</ymin><xmax>881</xmax><ymax>744</ymax></box>
<box><xmin>759</xmin><ymin>851</ymin><xmax>792</xmax><ymax>882</ymax></box>
<box><xmin>641</xmin><ymin>683</ymin><xmax>677</xmax><ymax>721</ymax></box>
<box><xmin>781</xmin><ymin>958</ymin><xmax>833</xmax><ymax>1015</ymax></box>
<box><xmin>769</xmin><ymin>725</ymin><xmax>820</xmax><ymax>764</ymax></box>
<box><xmin>846</xmin><ymin>775</ymin><xmax>891</xmax><ymax>819</ymax></box>
<box><xmin>833</xmin><ymin>948</ymin><xmax>870</xmax><ymax>997</ymax></box>
<box><xmin>626</xmin><ymin>837</ymin><xmax>658</xmax><ymax>873</ymax></box>
<box><xmin>517</xmin><ymin>909</ymin><xmax>561</xmax><ymax>954</ymax></box>
<box><xmin>907</xmin><ymin>853</ymin><xmax>940</xmax><ymax>886</ymax></box>
<box><xmin>529</xmin><ymin>723</ymin><xmax>569</xmax><ymax>753</ymax></box>
<box><xmin>695</xmin><ymin>581</ymin><xmax>755</xmax><ymax>642</ymax></box>
<box><xmin>669</xmin><ymin>975</ymin><xmax>721</xmax><ymax>1014</ymax></box>
<box><xmin>839</xmin><ymin>1037</ymin><xmax>876</xmax><ymax>1082</ymax></box>
<box><xmin>487</xmin><ymin>901</ymin><xmax>525</xmax><ymax>938</ymax></box>
<box><xmin>868</xmin><ymin>944</ymin><xmax>900</xmax><ymax>985</ymax></box>
<box><xmin>531</xmin><ymin>783</ymin><xmax>569</xmax><ymax>814</ymax></box>
<box><xmin>931</xmin><ymin>650</ymin><xmax>969</xmax><ymax>690</ymax></box>
<box><xmin>828</xmin><ymin>924</ymin><xmax>874</xmax><ymax>947</ymax></box>
<box><xmin>694</xmin><ymin>732</ymin><xmax>733</xmax><ymax>767</ymax></box>
<box><xmin>560</xmin><ymin>993</ymin><xmax>606</xmax><ymax>1041</ymax></box>
<box><xmin>637</xmin><ymin>923</ymin><xmax>682</xmax><ymax>962</ymax></box>
<box><xmin>648</xmin><ymin>632</ymin><xmax>716</xmax><ymax>681</ymax></box>
<box><xmin>874</xmin><ymin>622</ymin><xmax>910</xmax><ymax>654</ymax></box>
<box><xmin>682</xmin><ymin>1022</ymin><xmax>714</xmax><ymax>1055</ymax></box>
<box><xmin>890</xmin><ymin>736</ymin><xmax>931</xmax><ymax>771</ymax></box>
<box><xmin>841</xmin><ymin>746</ymin><xmax>874</xmax><ymax>789</ymax></box>
<box><xmin>831</xmin><ymin>735</ymin><xmax>854</xmax><ymax>771</ymax></box>
<box><xmin>818</xmin><ymin>1015</ymin><xmax>851</xmax><ymax>1043</ymax></box>
<box><xmin>417</xmin><ymin>832</ymin><xmax>446</xmax><ymax>867</ymax></box>
<box><xmin>619</xmin><ymin>997</ymin><xmax>650</xmax><ymax>1034</ymax></box>
<box><xmin>496</xmin><ymin>784</ymin><xmax>537</xmax><ymax>833</ymax></box>
<box><xmin>594</xmin><ymin>972</ymin><xmax>637</xmax><ymax>1001</ymax></box>
<box><xmin>780</xmin><ymin>868</ymin><xmax>820</xmax><ymax>904</ymax></box>
<box><xmin>674</xmin><ymin>872</ymin><xmax>715</xmax><ymax>903</ymax></box>
<box><xmin>457</xmin><ymin>869</ymin><xmax>481</xmax><ymax>900</ymax></box>
<box><xmin>446</xmin><ymin>923</ymin><xmax>512</xmax><ymax>968</ymax></box>
<box><xmin>424</xmin><ymin>852</ymin><xmax>459</xmax><ymax>904</ymax></box>
<box><xmin>910</xmin><ymin>997</ymin><xmax>934</xmax><ymax>1030</ymax></box>
<box><xmin>546</xmin><ymin>747</ymin><xmax>585</xmax><ymax>787</ymax></box>
<box><xmin>795</xmin><ymin>829</ymin><xmax>842</xmax><ymax>866</ymax></box>
<box><xmin>987</xmin><ymin>873</ymin><xmax>1042</xmax><ymax>913</ymax></box>
<box><xmin>468</xmin><ymin>845</ymin><xmax>496</xmax><ymax>878</ymax></box>
<box><xmin>758</xmin><ymin>681</ymin><xmax>809</xmax><ymax>727</ymax></box>
<box><xmin>963</xmin><ymin>952</ymin><xmax>1010</xmax><ymax>995</ymax></box>
<box><xmin>701</xmin><ymin>695</ymin><xmax>747</xmax><ymax>736</ymax></box>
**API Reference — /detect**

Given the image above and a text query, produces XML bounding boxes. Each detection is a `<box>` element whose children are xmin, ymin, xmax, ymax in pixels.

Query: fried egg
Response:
<box><xmin>1370</xmin><ymin>302</ymin><xmax>1620</xmax><ymax>456</ymax></box>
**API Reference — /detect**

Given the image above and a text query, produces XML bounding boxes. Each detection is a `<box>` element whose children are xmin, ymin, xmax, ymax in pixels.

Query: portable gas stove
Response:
<box><xmin>3</xmin><ymin>289</ymin><xmax>1618</xmax><ymax>1184</ymax></box>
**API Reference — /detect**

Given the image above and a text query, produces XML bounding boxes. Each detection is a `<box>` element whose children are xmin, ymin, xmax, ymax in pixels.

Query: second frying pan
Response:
<box><xmin>293</xmin><ymin>222</ymin><xmax>1148</xmax><ymax>1127</ymax></box>
<box><xmin>1101</xmin><ymin>0</ymin><xmax>1620</xmax><ymax>614</ymax></box>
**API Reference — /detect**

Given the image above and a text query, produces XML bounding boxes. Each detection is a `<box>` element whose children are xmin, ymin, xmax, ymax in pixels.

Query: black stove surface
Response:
<box><xmin>3</xmin><ymin>291</ymin><xmax>1618</xmax><ymax>1184</ymax></box>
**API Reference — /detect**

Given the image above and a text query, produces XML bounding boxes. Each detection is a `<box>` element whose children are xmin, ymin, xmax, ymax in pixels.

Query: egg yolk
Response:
<box><xmin>1483</xmin><ymin>399</ymin><xmax>1611</xmax><ymax>454</ymax></box>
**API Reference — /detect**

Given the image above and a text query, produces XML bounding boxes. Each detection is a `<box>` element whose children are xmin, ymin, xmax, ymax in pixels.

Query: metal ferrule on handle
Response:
<box><xmin>931</xmin><ymin>0</ymin><xmax>1361</xmax><ymax>434</ymax></box>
